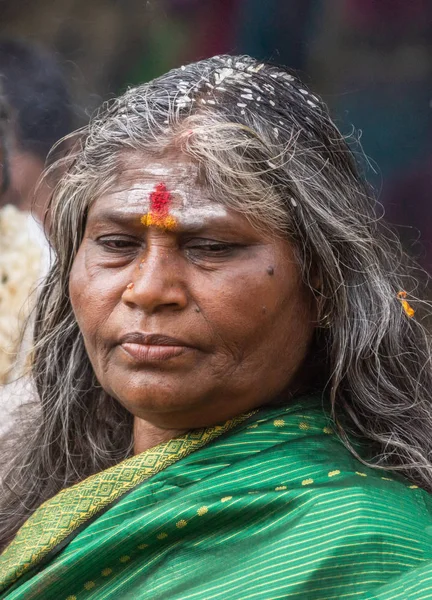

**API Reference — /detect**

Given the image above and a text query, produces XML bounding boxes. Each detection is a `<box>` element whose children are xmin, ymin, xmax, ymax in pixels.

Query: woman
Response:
<box><xmin>0</xmin><ymin>87</ymin><xmax>44</xmax><ymax>435</ymax></box>
<box><xmin>1</xmin><ymin>55</ymin><xmax>432</xmax><ymax>599</ymax></box>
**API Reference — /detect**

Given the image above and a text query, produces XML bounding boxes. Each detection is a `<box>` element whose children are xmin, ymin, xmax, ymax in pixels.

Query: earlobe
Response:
<box><xmin>307</xmin><ymin>280</ymin><xmax>321</xmax><ymax>326</ymax></box>
<box><xmin>310</xmin><ymin>272</ymin><xmax>322</xmax><ymax>292</ymax></box>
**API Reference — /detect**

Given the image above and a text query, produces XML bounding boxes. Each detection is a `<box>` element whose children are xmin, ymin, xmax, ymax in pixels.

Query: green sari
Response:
<box><xmin>2</xmin><ymin>395</ymin><xmax>432</xmax><ymax>599</ymax></box>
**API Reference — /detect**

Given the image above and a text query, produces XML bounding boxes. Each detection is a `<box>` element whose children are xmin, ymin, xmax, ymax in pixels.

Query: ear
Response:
<box><xmin>307</xmin><ymin>269</ymin><xmax>324</xmax><ymax>324</ymax></box>
<box><xmin>309</xmin><ymin>269</ymin><xmax>322</xmax><ymax>292</ymax></box>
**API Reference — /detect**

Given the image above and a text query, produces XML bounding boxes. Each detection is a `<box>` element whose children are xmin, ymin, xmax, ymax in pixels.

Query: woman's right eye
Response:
<box><xmin>96</xmin><ymin>237</ymin><xmax>140</xmax><ymax>252</ymax></box>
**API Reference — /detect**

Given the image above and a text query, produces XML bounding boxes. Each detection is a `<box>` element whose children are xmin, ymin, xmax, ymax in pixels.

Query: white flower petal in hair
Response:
<box><xmin>214</xmin><ymin>67</ymin><xmax>234</xmax><ymax>85</ymax></box>
<box><xmin>247</xmin><ymin>63</ymin><xmax>264</xmax><ymax>73</ymax></box>
<box><xmin>176</xmin><ymin>96</ymin><xmax>192</xmax><ymax>108</ymax></box>
<box><xmin>251</xmin><ymin>80</ymin><xmax>263</xmax><ymax>89</ymax></box>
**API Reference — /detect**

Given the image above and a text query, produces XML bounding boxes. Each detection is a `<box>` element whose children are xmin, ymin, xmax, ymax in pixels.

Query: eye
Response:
<box><xmin>96</xmin><ymin>236</ymin><xmax>141</xmax><ymax>252</ymax></box>
<box><xmin>195</xmin><ymin>242</ymin><xmax>232</xmax><ymax>252</ymax></box>
<box><xmin>184</xmin><ymin>239</ymin><xmax>240</xmax><ymax>261</ymax></box>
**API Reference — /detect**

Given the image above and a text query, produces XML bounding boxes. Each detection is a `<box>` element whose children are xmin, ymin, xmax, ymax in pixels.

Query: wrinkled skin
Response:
<box><xmin>69</xmin><ymin>153</ymin><xmax>316</xmax><ymax>451</ymax></box>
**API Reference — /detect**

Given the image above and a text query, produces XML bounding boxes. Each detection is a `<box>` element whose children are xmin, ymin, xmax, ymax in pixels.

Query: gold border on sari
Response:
<box><xmin>0</xmin><ymin>412</ymin><xmax>255</xmax><ymax>591</ymax></box>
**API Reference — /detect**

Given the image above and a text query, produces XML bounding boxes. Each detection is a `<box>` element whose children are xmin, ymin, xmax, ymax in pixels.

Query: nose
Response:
<box><xmin>122</xmin><ymin>243</ymin><xmax>188</xmax><ymax>314</ymax></box>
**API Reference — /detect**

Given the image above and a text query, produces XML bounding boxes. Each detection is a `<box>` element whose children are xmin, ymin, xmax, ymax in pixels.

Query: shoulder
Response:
<box><xmin>239</xmin><ymin>405</ymin><xmax>432</xmax><ymax>538</ymax></box>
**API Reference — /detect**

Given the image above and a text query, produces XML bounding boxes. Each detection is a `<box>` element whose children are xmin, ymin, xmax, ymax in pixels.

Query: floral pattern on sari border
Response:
<box><xmin>0</xmin><ymin>411</ymin><xmax>255</xmax><ymax>591</ymax></box>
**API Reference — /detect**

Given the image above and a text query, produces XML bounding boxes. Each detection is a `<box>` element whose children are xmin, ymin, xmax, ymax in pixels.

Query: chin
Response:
<box><xmin>109</xmin><ymin>377</ymin><xmax>203</xmax><ymax>418</ymax></box>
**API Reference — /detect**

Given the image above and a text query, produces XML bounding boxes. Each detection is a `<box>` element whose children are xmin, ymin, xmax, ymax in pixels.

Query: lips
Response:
<box><xmin>118</xmin><ymin>332</ymin><xmax>193</xmax><ymax>363</ymax></box>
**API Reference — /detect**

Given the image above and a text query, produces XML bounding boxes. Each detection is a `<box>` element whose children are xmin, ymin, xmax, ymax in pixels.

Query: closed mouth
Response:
<box><xmin>118</xmin><ymin>332</ymin><xmax>191</xmax><ymax>347</ymax></box>
<box><xmin>118</xmin><ymin>332</ymin><xmax>194</xmax><ymax>363</ymax></box>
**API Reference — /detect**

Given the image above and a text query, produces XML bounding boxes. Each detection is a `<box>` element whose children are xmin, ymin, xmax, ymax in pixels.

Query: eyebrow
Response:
<box><xmin>86</xmin><ymin>209</ymin><xmax>231</xmax><ymax>234</ymax></box>
<box><xmin>87</xmin><ymin>209</ymin><xmax>143</xmax><ymax>227</ymax></box>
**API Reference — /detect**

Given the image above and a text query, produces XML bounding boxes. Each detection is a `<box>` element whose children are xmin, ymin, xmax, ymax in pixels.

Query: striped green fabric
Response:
<box><xmin>3</xmin><ymin>396</ymin><xmax>432</xmax><ymax>599</ymax></box>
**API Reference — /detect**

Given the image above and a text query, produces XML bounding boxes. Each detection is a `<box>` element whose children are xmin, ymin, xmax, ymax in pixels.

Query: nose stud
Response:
<box><xmin>126</xmin><ymin>282</ymin><xmax>134</xmax><ymax>291</ymax></box>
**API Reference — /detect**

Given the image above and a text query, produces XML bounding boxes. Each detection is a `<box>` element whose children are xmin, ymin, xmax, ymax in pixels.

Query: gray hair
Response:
<box><xmin>1</xmin><ymin>55</ymin><xmax>431</xmax><ymax>549</ymax></box>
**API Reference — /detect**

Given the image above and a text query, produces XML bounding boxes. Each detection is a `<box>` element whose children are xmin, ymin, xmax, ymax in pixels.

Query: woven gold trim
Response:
<box><xmin>0</xmin><ymin>412</ymin><xmax>254</xmax><ymax>591</ymax></box>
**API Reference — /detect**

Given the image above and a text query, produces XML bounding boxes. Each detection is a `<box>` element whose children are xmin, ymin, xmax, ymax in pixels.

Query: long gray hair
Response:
<box><xmin>1</xmin><ymin>55</ymin><xmax>431</xmax><ymax>549</ymax></box>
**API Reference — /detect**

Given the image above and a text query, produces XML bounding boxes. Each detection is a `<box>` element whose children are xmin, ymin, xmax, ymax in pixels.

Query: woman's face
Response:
<box><xmin>69</xmin><ymin>153</ymin><xmax>316</xmax><ymax>429</ymax></box>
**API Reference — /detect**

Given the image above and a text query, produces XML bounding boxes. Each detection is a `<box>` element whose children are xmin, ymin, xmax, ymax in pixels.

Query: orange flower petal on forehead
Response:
<box><xmin>141</xmin><ymin>182</ymin><xmax>177</xmax><ymax>230</ymax></box>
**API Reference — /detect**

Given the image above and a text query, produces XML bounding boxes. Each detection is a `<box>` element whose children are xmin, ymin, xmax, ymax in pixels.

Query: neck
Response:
<box><xmin>133</xmin><ymin>416</ymin><xmax>188</xmax><ymax>454</ymax></box>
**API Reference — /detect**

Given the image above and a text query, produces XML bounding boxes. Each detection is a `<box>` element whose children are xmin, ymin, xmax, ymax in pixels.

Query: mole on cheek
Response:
<box><xmin>266</xmin><ymin>266</ymin><xmax>275</xmax><ymax>276</ymax></box>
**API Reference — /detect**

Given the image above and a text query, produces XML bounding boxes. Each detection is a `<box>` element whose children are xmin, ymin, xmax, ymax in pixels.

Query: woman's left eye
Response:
<box><xmin>197</xmin><ymin>243</ymin><xmax>232</xmax><ymax>252</ymax></box>
<box><xmin>184</xmin><ymin>240</ymin><xmax>239</xmax><ymax>259</ymax></box>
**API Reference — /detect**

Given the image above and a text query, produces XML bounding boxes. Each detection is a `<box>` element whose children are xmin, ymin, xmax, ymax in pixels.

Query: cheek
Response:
<box><xmin>243</xmin><ymin>271</ymin><xmax>315</xmax><ymax>379</ymax></box>
<box><xmin>69</xmin><ymin>249</ymin><xmax>87</xmax><ymax>320</ymax></box>
<box><xmin>198</xmin><ymin>264</ymin><xmax>307</xmax><ymax>350</ymax></box>
<box><xmin>69</xmin><ymin>246</ymin><xmax>122</xmax><ymax>343</ymax></box>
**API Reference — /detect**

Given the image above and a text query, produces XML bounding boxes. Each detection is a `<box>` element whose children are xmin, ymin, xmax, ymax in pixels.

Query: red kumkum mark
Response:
<box><xmin>141</xmin><ymin>182</ymin><xmax>177</xmax><ymax>230</ymax></box>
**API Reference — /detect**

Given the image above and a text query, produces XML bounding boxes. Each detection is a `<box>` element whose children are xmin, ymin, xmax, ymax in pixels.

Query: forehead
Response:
<box><xmin>109</xmin><ymin>152</ymin><xmax>202</xmax><ymax>205</ymax></box>
<box><xmin>120</xmin><ymin>152</ymin><xmax>196</xmax><ymax>181</ymax></box>
<box><xmin>88</xmin><ymin>152</ymin><xmax>230</xmax><ymax>226</ymax></box>
<box><xmin>86</xmin><ymin>151</ymin><xmax>285</xmax><ymax>242</ymax></box>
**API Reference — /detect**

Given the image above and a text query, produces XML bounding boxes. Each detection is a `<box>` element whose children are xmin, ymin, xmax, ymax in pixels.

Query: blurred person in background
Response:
<box><xmin>0</xmin><ymin>37</ymin><xmax>72</xmax><ymax>216</ymax></box>
<box><xmin>0</xmin><ymin>87</ymin><xmax>42</xmax><ymax>390</ymax></box>
<box><xmin>0</xmin><ymin>38</ymin><xmax>73</xmax><ymax>404</ymax></box>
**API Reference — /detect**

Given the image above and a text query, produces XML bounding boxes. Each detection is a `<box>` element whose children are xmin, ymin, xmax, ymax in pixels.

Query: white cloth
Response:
<box><xmin>0</xmin><ymin>207</ymin><xmax>50</xmax><ymax>434</ymax></box>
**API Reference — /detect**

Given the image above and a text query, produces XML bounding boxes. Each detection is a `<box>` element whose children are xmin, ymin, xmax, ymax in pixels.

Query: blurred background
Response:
<box><xmin>1</xmin><ymin>0</ymin><xmax>431</xmax><ymax>268</ymax></box>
